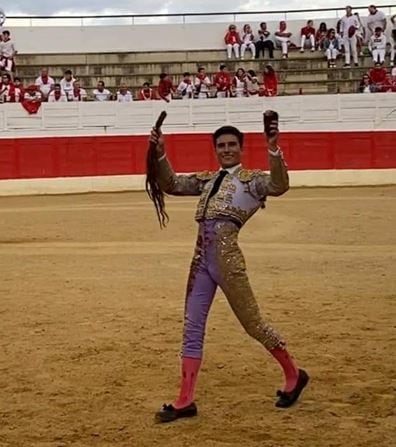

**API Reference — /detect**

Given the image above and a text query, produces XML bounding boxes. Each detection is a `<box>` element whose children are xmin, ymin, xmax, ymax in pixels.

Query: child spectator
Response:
<box><xmin>60</xmin><ymin>70</ymin><xmax>76</xmax><ymax>101</ymax></box>
<box><xmin>315</xmin><ymin>22</ymin><xmax>328</xmax><ymax>50</ymax></box>
<box><xmin>241</xmin><ymin>24</ymin><xmax>256</xmax><ymax>59</ymax></box>
<box><xmin>69</xmin><ymin>80</ymin><xmax>87</xmax><ymax>102</ymax></box>
<box><xmin>139</xmin><ymin>82</ymin><xmax>156</xmax><ymax>101</ymax></box>
<box><xmin>194</xmin><ymin>67</ymin><xmax>211</xmax><ymax>99</ymax></box>
<box><xmin>93</xmin><ymin>81</ymin><xmax>112</xmax><ymax>101</ymax></box>
<box><xmin>35</xmin><ymin>68</ymin><xmax>55</xmax><ymax>102</ymax></box>
<box><xmin>0</xmin><ymin>30</ymin><xmax>17</xmax><ymax>78</ymax></box>
<box><xmin>300</xmin><ymin>20</ymin><xmax>316</xmax><ymax>52</ymax></box>
<box><xmin>324</xmin><ymin>29</ymin><xmax>340</xmax><ymax>68</ymax></box>
<box><xmin>117</xmin><ymin>84</ymin><xmax>133</xmax><ymax>102</ymax></box>
<box><xmin>48</xmin><ymin>83</ymin><xmax>68</xmax><ymax>102</ymax></box>
<box><xmin>213</xmin><ymin>64</ymin><xmax>232</xmax><ymax>98</ymax></box>
<box><xmin>177</xmin><ymin>72</ymin><xmax>195</xmax><ymax>99</ymax></box>
<box><xmin>275</xmin><ymin>21</ymin><xmax>292</xmax><ymax>59</ymax></box>
<box><xmin>256</xmin><ymin>22</ymin><xmax>274</xmax><ymax>59</ymax></box>
<box><xmin>158</xmin><ymin>73</ymin><xmax>175</xmax><ymax>102</ymax></box>
<box><xmin>262</xmin><ymin>64</ymin><xmax>278</xmax><ymax>96</ymax></box>
<box><xmin>245</xmin><ymin>70</ymin><xmax>261</xmax><ymax>96</ymax></box>
<box><xmin>340</xmin><ymin>6</ymin><xmax>360</xmax><ymax>68</ymax></box>
<box><xmin>224</xmin><ymin>24</ymin><xmax>241</xmax><ymax>59</ymax></box>
<box><xmin>232</xmin><ymin>68</ymin><xmax>247</xmax><ymax>97</ymax></box>
<box><xmin>369</xmin><ymin>27</ymin><xmax>387</xmax><ymax>66</ymax></box>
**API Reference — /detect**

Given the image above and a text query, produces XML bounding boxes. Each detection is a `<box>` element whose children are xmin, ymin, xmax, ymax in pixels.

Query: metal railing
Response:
<box><xmin>3</xmin><ymin>4</ymin><xmax>396</xmax><ymax>27</ymax></box>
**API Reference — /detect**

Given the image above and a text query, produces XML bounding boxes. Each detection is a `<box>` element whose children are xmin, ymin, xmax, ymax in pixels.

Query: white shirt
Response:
<box><xmin>48</xmin><ymin>91</ymin><xmax>68</xmax><ymax>102</ymax></box>
<box><xmin>369</xmin><ymin>34</ymin><xmax>387</xmax><ymax>51</ymax></box>
<box><xmin>391</xmin><ymin>67</ymin><xmax>396</xmax><ymax>77</ymax></box>
<box><xmin>70</xmin><ymin>88</ymin><xmax>87</xmax><ymax>102</ymax></box>
<box><xmin>35</xmin><ymin>76</ymin><xmax>55</xmax><ymax>97</ymax></box>
<box><xmin>60</xmin><ymin>77</ymin><xmax>76</xmax><ymax>98</ymax></box>
<box><xmin>177</xmin><ymin>80</ymin><xmax>195</xmax><ymax>98</ymax></box>
<box><xmin>93</xmin><ymin>88</ymin><xmax>111</xmax><ymax>101</ymax></box>
<box><xmin>0</xmin><ymin>39</ymin><xmax>16</xmax><ymax>58</ymax></box>
<box><xmin>242</xmin><ymin>32</ymin><xmax>254</xmax><ymax>44</ymax></box>
<box><xmin>194</xmin><ymin>76</ymin><xmax>211</xmax><ymax>96</ymax></box>
<box><xmin>117</xmin><ymin>91</ymin><xmax>133</xmax><ymax>103</ymax></box>
<box><xmin>24</xmin><ymin>91</ymin><xmax>42</xmax><ymax>101</ymax></box>
<box><xmin>340</xmin><ymin>15</ymin><xmax>360</xmax><ymax>37</ymax></box>
<box><xmin>366</xmin><ymin>10</ymin><xmax>386</xmax><ymax>31</ymax></box>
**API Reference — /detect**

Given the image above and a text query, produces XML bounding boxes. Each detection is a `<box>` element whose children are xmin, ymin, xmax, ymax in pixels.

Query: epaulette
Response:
<box><xmin>237</xmin><ymin>169</ymin><xmax>266</xmax><ymax>182</ymax></box>
<box><xmin>196</xmin><ymin>170</ymin><xmax>217</xmax><ymax>181</ymax></box>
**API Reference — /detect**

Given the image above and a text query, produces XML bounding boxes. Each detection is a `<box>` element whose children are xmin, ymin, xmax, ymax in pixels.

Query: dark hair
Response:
<box><xmin>198</xmin><ymin>66</ymin><xmax>205</xmax><ymax>73</ymax></box>
<box><xmin>247</xmin><ymin>69</ymin><xmax>256</xmax><ymax>77</ymax></box>
<box><xmin>2</xmin><ymin>73</ymin><xmax>11</xmax><ymax>81</ymax></box>
<box><xmin>98</xmin><ymin>80</ymin><xmax>105</xmax><ymax>86</ymax></box>
<box><xmin>264</xmin><ymin>64</ymin><xmax>275</xmax><ymax>75</ymax></box>
<box><xmin>319</xmin><ymin>22</ymin><xmax>327</xmax><ymax>32</ymax></box>
<box><xmin>14</xmin><ymin>77</ymin><xmax>21</xmax><ymax>82</ymax></box>
<box><xmin>143</xmin><ymin>82</ymin><xmax>150</xmax><ymax>87</ymax></box>
<box><xmin>54</xmin><ymin>83</ymin><xmax>61</xmax><ymax>88</ymax></box>
<box><xmin>375</xmin><ymin>26</ymin><xmax>382</xmax><ymax>32</ymax></box>
<box><xmin>307</xmin><ymin>20</ymin><xmax>313</xmax><ymax>25</ymax></box>
<box><xmin>64</xmin><ymin>69</ymin><xmax>73</xmax><ymax>75</ymax></box>
<box><xmin>220</xmin><ymin>64</ymin><xmax>226</xmax><ymax>70</ymax></box>
<box><xmin>159</xmin><ymin>73</ymin><xmax>168</xmax><ymax>80</ymax></box>
<box><xmin>260</xmin><ymin>22</ymin><xmax>267</xmax><ymax>28</ymax></box>
<box><xmin>2</xmin><ymin>30</ymin><xmax>10</xmax><ymax>36</ymax></box>
<box><xmin>183</xmin><ymin>72</ymin><xmax>191</xmax><ymax>77</ymax></box>
<box><xmin>213</xmin><ymin>126</ymin><xmax>244</xmax><ymax>147</ymax></box>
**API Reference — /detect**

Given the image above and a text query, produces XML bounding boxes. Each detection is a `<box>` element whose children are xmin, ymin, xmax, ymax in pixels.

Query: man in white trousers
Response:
<box><xmin>340</xmin><ymin>6</ymin><xmax>360</xmax><ymax>68</ymax></box>
<box><xmin>369</xmin><ymin>27</ymin><xmax>387</xmax><ymax>66</ymax></box>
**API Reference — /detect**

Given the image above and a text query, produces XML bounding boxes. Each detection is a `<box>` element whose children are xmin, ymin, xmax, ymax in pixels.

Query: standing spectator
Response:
<box><xmin>224</xmin><ymin>24</ymin><xmax>241</xmax><ymax>59</ymax></box>
<box><xmin>117</xmin><ymin>84</ymin><xmax>133</xmax><ymax>102</ymax></box>
<box><xmin>366</xmin><ymin>5</ymin><xmax>387</xmax><ymax>39</ymax></box>
<box><xmin>369</xmin><ymin>27</ymin><xmax>387</xmax><ymax>66</ymax></box>
<box><xmin>93</xmin><ymin>81</ymin><xmax>112</xmax><ymax>101</ymax></box>
<box><xmin>324</xmin><ymin>29</ymin><xmax>340</xmax><ymax>68</ymax></box>
<box><xmin>315</xmin><ymin>22</ymin><xmax>328</xmax><ymax>50</ymax></box>
<box><xmin>158</xmin><ymin>73</ymin><xmax>175</xmax><ymax>103</ymax></box>
<box><xmin>13</xmin><ymin>77</ymin><xmax>24</xmax><ymax>102</ymax></box>
<box><xmin>0</xmin><ymin>72</ymin><xmax>15</xmax><ymax>102</ymax></box>
<box><xmin>232</xmin><ymin>68</ymin><xmax>247</xmax><ymax>97</ymax></box>
<box><xmin>336</xmin><ymin>19</ymin><xmax>344</xmax><ymax>53</ymax></box>
<box><xmin>213</xmin><ymin>64</ymin><xmax>232</xmax><ymax>98</ymax></box>
<box><xmin>0</xmin><ymin>30</ymin><xmax>17</xmax><ymax>79</ymax></box>
<box><xmin>256</xmin><ymin>22</ymin><xmax>274</xmax><ymax>59</ymax></box>
<box><xmin>262</xmin><ymin>64</ymin><xmax>278</xmax><ymax>96</ymax></box>
<box><xmin>300</xmin><ymin>20</ymin><xmax>316</xmax><ymax>52</ymax></box>
<box><xmin>390</xmin><ymin>15</ymin><xmax>396</xmax><ymax>66</ymax></box>
<box><xmin>139</xmin><ymin>82</ymin><xmax>156</xmax><ymax>101</ymax></box>
<box><xmin>340</xmin><ymin>6</ymin><xmax>360</xmax><ymax>68</ymax></box>
<box><xmin>48</xmin><ymin>83</ymin><xmax>68</xmax><ymax>102</ymax></box>
<box><xmin>245</xmin><ymin>70</ymin><xmax>261</xmax><ymax>96</ymax></box>
<box><xmin>60</xmin><ymin>70</ymin><xmax>76</xmax><ymax>101</ymax></box>
<box><xmin>194</xmin><ymin>67</ymin><xmax>211</xmax><ymax>99</ymax></box>
<box><xmin>69</xmin><ymin>80</ymin><xmax>87</xmax><ymax>102</ymax></box>
<box><xmin>275</xmin><ymin>21</ymin><xmax>292</xmax><ymax>59</ymax></box>
<box><xmin>35</xmin><ymin>68</ymin><xmax>55</xmax><ymax>102</ymax></box>
<box><xmin>177</xmin><ymin>72</ymin><xmax>195</xmax><ymax>99</ymax></box>
<box><xmin>358</xmin><ymin>74</ymin><xmax>375</xmax><ymax>93</ymax></box>
<box><xmin>241</xmin><ymin>24</ymin><xmax>256</xmax><ymax>59</ymax></box>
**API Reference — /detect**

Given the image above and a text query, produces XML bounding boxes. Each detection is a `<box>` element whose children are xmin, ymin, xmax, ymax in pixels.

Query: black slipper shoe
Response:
<box><xmin>275</xmin><ymin>369</ymin><xmax>309</xmax><ymax>408</ymax></box>
<box><xmin>155</xmin><ymin>402</ymin><xmax>198</xmax><ymax>423</ymax></box>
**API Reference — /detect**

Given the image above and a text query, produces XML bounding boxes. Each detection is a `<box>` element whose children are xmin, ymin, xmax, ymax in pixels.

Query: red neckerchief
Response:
<box><xmin>41</xmin><ymin>75</ymin><xmax>49</xmax><ymax>84</ymax></box>
<box><xmin>141</xmin><ymin>88</ymin><xmax>152</xmax><ymax>100</ymax></box>
<box><xmin>73</xmin><ymin>88</ymin><xmax>81</xmax><ymax>101</ymax></box>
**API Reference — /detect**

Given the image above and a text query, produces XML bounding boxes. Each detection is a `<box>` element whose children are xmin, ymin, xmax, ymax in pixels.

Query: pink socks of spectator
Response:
<box><xmin>270</xmin><ymin>347</ymin><xmax>300</xmax><ymax>392</ymax></box>
<box><xmin>173</xmin><ymin>357</ymin><xmax>202</xmax><ymax>409</ymax></box>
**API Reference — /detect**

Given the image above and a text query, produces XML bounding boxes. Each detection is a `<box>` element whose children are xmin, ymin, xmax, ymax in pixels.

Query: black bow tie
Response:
<box><xmin>208</xmin><ymin>170</ymin><xmax>228</xmax><ymax>199</ymax></box>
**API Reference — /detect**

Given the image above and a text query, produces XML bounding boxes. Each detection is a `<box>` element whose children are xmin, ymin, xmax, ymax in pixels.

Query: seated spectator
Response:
<box><xmin>158</xmin><ymin>73</ymin><xmax>175</xmax><ymax>102</ymax></box>
<box><xmin>0</xmin><ymin>72</ymin><xmax>15</xmax><ymax>102</ymax></box>
<box><xmin>358</xmin><ymin>74</ymin><xmax>375</xmax><ymax>93</ymax></box>
<box><xmin>324</xmin><ymin>29</ymin><xmax>341</xmax><ymax>68</ymax></box>
<box><xmin>369</xmin><ymin>27</ymin><xmax>387</xmax><ymax>66</ymax></box>
<box><xmin>60</xmin><ymin>70</ymin><xmax>76</xmax><ymax>101</ymax></box>
<box><xmin>0</xmin><ymin>30</ymin><xmax>17</xmax><ymax>79</ymax></box>
<box><xmin>245</xmin><ymin>70</ymin><xmax>261</xmax><ymax>96</ymax></box>
<box><xmin>48</xmin><ymin>83</ymin><xmax>68</xmax><ymax>102</ymax></box>
<box><xmin>69</xmin><ymin>80</ymin><xmax>87</xmax><ymax>102</ymax></box>
<box><xmin>35</xmin><ymin>68</ymin><xmax>55</xmax><ymax>102</ymax></box>
<box><xmin>366</xmin><ymin>5</ymin><xmax>387</xmax><ymax>40</ymax></box>
<box><xmin>93</xmin><ymin>81</ymin><xmax>112</xmax><ymax>101</ymax></box>
<box><xmin>232</xmin><ymin>68</ymin><xmax>247</xmax><ymax>98</ymax></box>
<box><xmin>176</xmin><ymin>72</ymin><xmax>195</xmax><ymax>99</ymax></box>
<box><xmin>213</xmin><ymin>64</ymin><xmax>232</xmax><ymax>98</ymax></box>
<box><xmin>391</xmin><ymin>15</ymin><xmax>395</xmax><ymax>66</ymax></box>
<box><xmin>315</xmin><ymin>22</ymin><xmax>328</xmax><ymax>50</ymax></box>
<box><xmin>194</xmin><ymin>67</ymin><xmax>211</xmax><ymax>99</ymax></box>
<box><xmin>224</xmin><ymin>24</ymin><xmax>241</xmax><ymax>59</ymax></box>
<box><xmin>241</xmin><ymin>24</ymin><xmax>256</xmax><ymax>59</ymax></box>
<box><xmin>262</xmin><ymin>64</ymin><xmax>278</xmax><ymax>96</ymax></box>
<box><xmin>117</xmin><ymin>84</ymin><xmax>133</xmax><ymax>102</ymax></box>
<box><xmin>23</xmin><ymin>84</ymin><xmax>42</xmax><ymax>102</ymax></box>
<box><xmin>13</xmin><ymin>77</ymin><xmax>24</xmax><ymax>102</ymax></box>
<box><xmin>139</xmin><ymin>82</ymin><xmax>156</xmax><ymax>101</ymax></box>
<box><xmin>256</xmin><ymin>22</ymin><xmax>274</xmax><ymax>59</ymax></box>
<box><xmin>275</xmin><ymin>21</ymin><xmax>292</xmax><ymax>59</ymax></box>
<box><xmin>300</xmin><ymin>20</ymin><xmax>316</xmax><ymax>53</ymax></box>
<box><xmin>369</xmin><ymin>65</ymin><xmax>388</xmax><ymax>91</ymax></box>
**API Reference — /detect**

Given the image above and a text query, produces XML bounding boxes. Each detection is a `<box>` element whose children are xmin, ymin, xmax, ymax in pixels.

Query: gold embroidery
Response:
<box><xmin>196</xmin><ymin>171</ymin><xmax>217</xmax><ymax>181</ymax></box>
<box><xmin>237</xmin><ymin>169</ymin><xmax>265</xmax><ymax>183</ymax></box>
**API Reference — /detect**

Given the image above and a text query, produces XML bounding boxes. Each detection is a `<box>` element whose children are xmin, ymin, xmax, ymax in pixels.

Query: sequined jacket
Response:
<box><xmin>157</xmin><ymin>153</ymin><xmax>289</xmax><ymax>227</ymax></box>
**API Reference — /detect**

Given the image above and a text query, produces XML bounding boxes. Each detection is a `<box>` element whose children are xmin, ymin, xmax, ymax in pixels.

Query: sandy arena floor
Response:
<box><xmin>0</xmin><ymin>187</ymin><xmax>395</xmax><ymax>447</ymax></box>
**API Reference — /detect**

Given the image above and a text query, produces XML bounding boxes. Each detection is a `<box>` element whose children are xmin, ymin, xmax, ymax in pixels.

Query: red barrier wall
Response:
<box><xmin>0</xmin><ymin>131</ymin><xmax>395</xmax><ymax>180</ymax></box>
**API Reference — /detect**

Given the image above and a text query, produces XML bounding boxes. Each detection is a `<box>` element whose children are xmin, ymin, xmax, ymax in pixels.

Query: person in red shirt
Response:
<box><xmin>158</xmin><ymin>73</ymin><xmax>175</xmax><ymax>103</ymax></box>
<box><xmin>224</xmin><ymin>24</ymin><xmax>241</xmax><ymax>59</ymax></box>
<box><xmin>139</xmin><ymin>82</ymin><xmax>156</xmax><ymax>101</ymax></box>
<box><xmin>369</xmin><ymin>66</ymin><xmax>387</xmax><ymax>91</ymax></box>
<box><xmin>213</xmin><ymin>64</ymin><xmax>232</xmax><ymax>98</ymax></box>
<box><xmin>262</xmin><ymin>64</ymin><xmax>278</xmax><ymax>97</ymax></box>
<box><xmin>300</xmin><ymin>20</ymin><xmax>316</xmax><ymax>53</ymax></box>
<box><xmin>315</xmin><ymin>22</ymin><xmax>328</xmax><ymax>50</ymax></box>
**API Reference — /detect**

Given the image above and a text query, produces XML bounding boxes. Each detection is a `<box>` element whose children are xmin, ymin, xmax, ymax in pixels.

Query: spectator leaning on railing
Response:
<box><xmin>48</xmin><ymin>83</ymin><xmax>68</xmax><ymax>102</ymax></box>
<box><xmin>35</xmin><ymin>68</ymin><xmax>55</xmax><ymax>102</ymax></box>
<box><xmin>93</xmin><ymin>81</ymin><xmax>112</xmax><ymax>101</ymax></box>
<box><xmin>232</xmin><ymin>67</ymin><xmax>247</xmax><ymax>97</ymax></box>
<box><xmin>60</xmin><ymin>70</ymin><xmax>76</xmax><ymax>101</ymax></box>
<box><xmin>194</xmin><ymin>67</ymin><xmax>211</xmax><ymax>99</ymax></box>
<box><xmin>69</xmin><ymin>80</ymin><xmax>87</xmax><ymax>102</ymax></box>
<box><xmin>213</xmin><ymin>64</ymin><xmax>232</xmax><ymax>98</ymax></box>
<box><xmin>117</xmin><ymin>84</ymin><xmax>133</xmax><ymax>102</ymax></box>
<box><xmin>358</xmin><ymin>74</ymin><xmax>375</xmax><ymax>93</ymax></box>
<box><xmin>158</xmin><ymin>73</ymin><xmax>175</xmax><ymax>102</ymax></box>
<box><xmin>139</xmin><ymin>82</ymin><xmax>156</xmax><ymax>101</ymax></box>
<box><xmin>176</xmin><ymin>72</ymin><xmax>195</xmax><ymax>99</ymax></box>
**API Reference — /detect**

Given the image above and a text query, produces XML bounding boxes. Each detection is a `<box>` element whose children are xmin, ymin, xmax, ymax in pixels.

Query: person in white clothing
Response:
<box><xmin>48</xmin><ymin>83</ymin><xmax>68</xmax><ymax>102</ymax></box>
<box><xmin>60</xmin><ymin>70</ymin><xmax>76</xmax><ymax>101</ymax></box>
<box><xmin>241</xmin><ymin>24</ymin><xmax>256</xmax><ymax>59</ymax></box>
<box><xmin>369</xmin><ymin>27</ymin><xmax>387</xmax><ymax>65</ymax></box>
<box><xmin>390</xmin><ymin>15</ymin><xmax>396</xmax><ymax>66</ymax></box>
<box><xmin>69</xmin><ymin>80</ymin><xmax>87</xmax><ymax>102</ymax></box>
<box><xmin>117</xmin><ymin>84</ymin><xmax>133</xmax><ymax>102</ymax></box>
<box><xmin>232</xmin><ymin>68</ymin><xmax>247</xmax><ymax>98</ymax></box>
<box><xmin>35</xmin><ymin>68</ymin><xmax>55</xmax><ymax>101</ymax></box>
<box><xmin>194</xmin><ymin>67</ymin><xmax>211</xmax><ymax>99</ymax></box>
<box><xmin>340</xmin><ymin>6</ymin><xmax>360</xmax><ymax>67</ymax></box>
<box><xmin>177</xmin><ymin>72</ymin><xmax>195</xmax><ymax>99</ymax></box>
<box><xmin>300</xmin><ymin>20</ymin><xmax>316</xmax><ymax>52</ymax></box>
<box><xmin>0</xmin><ymin>30</ymin><xmax>17</xmax><ymax>77</ymax></box>
<box><xmin>275</xmin><ymin>21</ymin><xmax>292</xmax><ymax>59</ymax></box>
<box><xmin>93</xmin><ymin>80</ymin><xmax>112</xmax><ymax>101</ymax></box>
<box><xmin>366</xmin><ymin>5</ymin><xmax>387</xmax><ymax>39</ymax></box>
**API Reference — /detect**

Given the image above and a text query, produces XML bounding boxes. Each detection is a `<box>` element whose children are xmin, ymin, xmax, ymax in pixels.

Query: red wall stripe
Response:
<box><xmin>0</xmin><ymin>131</ymin><xmax>395</xmax><ymax>180</ymax></box>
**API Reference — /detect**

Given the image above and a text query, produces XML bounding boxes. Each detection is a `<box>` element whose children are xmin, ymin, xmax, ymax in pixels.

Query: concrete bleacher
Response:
<box><xmin>15</xmin><ymin>48</ymin><xmax>382</xmax><ymax>97</ymax></box>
